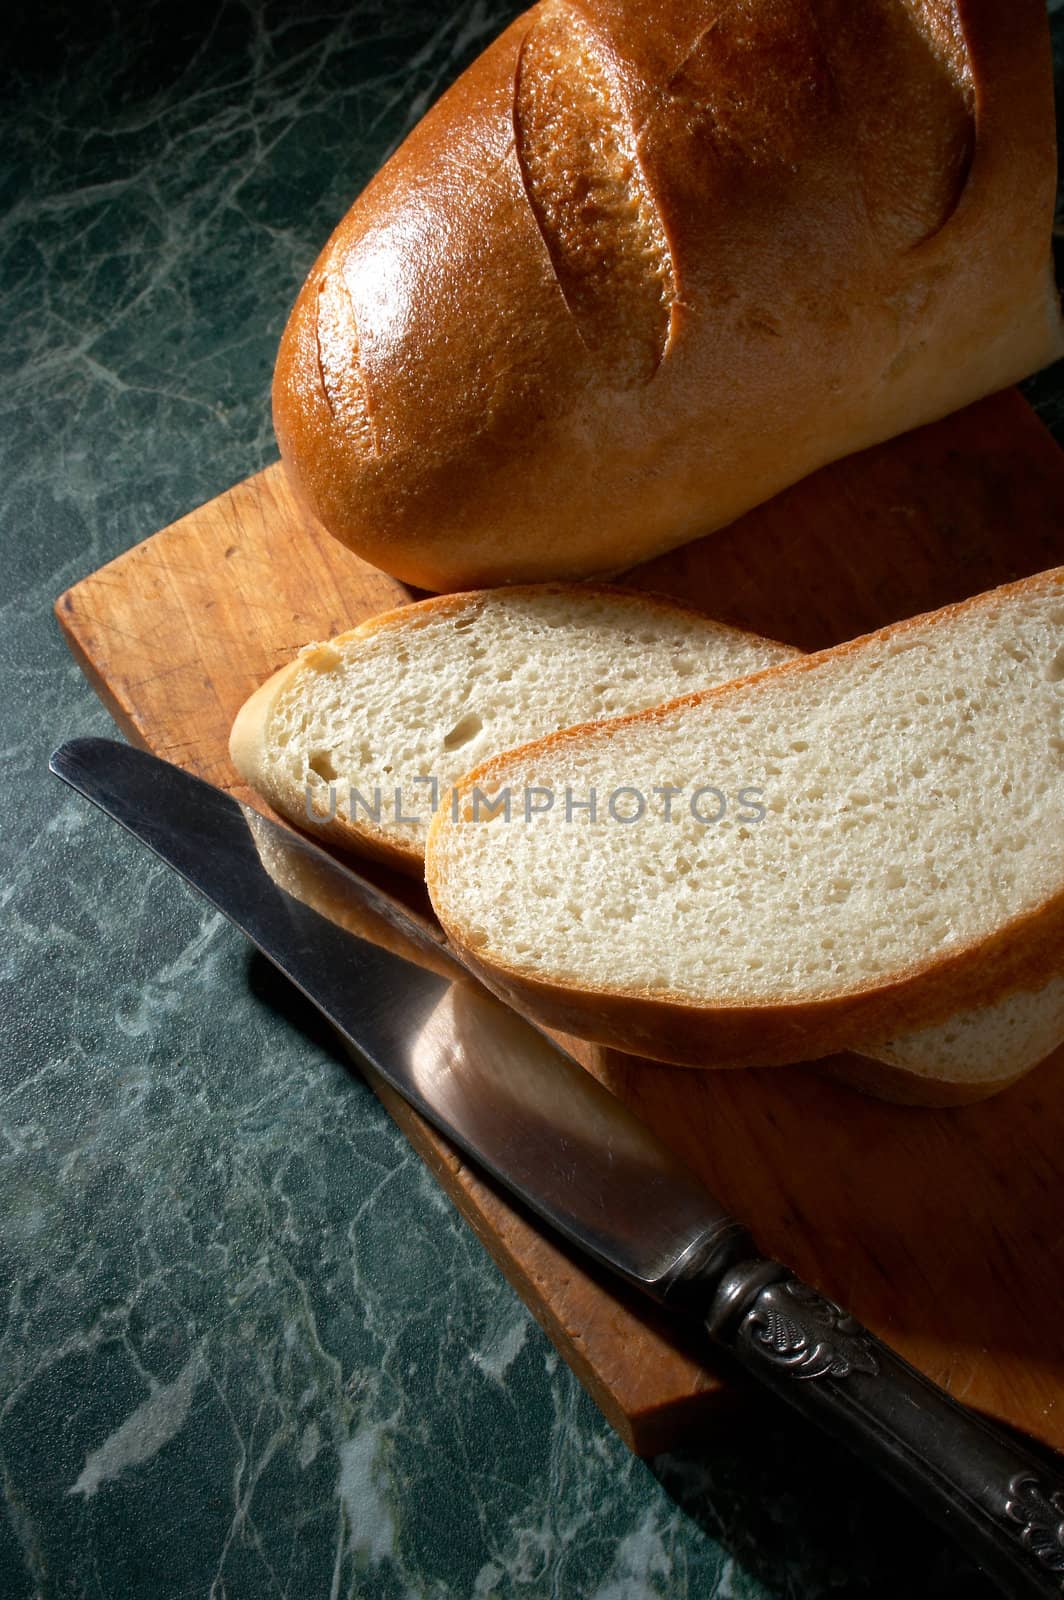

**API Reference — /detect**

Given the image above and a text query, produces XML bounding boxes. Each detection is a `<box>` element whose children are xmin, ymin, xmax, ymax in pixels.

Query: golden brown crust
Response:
<box><xmin>273</xmin><ymin>0</ymin><xmax>1062</xmax><ymax>590</ymax></box>
<box><xmin>425</xmin><ymin>568</ymin><xmax>1064</xmax><ymax>1069</ymax></box>
<box><xmin>424</xmin><ymin>910</ymin><xmax>1064</xmax><ymax>1072</ymax></box>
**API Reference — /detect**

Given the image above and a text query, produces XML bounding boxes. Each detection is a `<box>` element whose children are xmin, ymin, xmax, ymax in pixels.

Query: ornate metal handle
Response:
<box><xmin>704</xmin><ymin>1259</ymin><xmax>1064</xmax><ymax>1599</ymax></box>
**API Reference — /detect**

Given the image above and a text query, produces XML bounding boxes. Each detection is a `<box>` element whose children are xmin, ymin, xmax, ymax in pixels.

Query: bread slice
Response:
<box><xmin>229</xmin><ymin>584</ymin><xmax>799</xmax><ymax>873</ymax></box>
<box><xmin>426</xmin><ymin>570</ymin><xmax>1064</xmax><ymax>1072</ymax></box>
<box><xmin>819</xmin><ymin>973</ymin><xmax>1064</xmax><ymax>1106</ymax></box>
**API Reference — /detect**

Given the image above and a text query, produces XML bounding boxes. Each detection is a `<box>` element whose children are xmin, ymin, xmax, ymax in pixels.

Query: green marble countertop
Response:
<box><xmin>3</xmin><ymin>4</ymin><xmax>1063</xmax><ymax>1596</ymax></box>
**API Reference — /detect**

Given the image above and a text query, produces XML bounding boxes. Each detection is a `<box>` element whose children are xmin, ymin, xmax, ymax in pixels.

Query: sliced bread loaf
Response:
<box><xmin>425</xmin><ymin>570</ymin><xmax>1064</xmax><ymax>1072</ymax></box>
<box><xmin>232</xmin><ymin>578</ymin><xmax>1064</xmax><ymax>1100</ymax></box>
<box><xmin>228</xmin><ymin>584</ymin><xmax>798</xmax><ymax>872</ymax></box>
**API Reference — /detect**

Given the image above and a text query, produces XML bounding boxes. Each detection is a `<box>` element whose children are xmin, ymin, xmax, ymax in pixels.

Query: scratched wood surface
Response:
<box><xmin>57</xmin><ymin>387</ymin><xmax>1064</xmax><ymax>1455</ymax></box>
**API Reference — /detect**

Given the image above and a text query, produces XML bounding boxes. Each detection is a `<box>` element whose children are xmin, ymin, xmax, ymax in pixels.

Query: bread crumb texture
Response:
<box><xmin>432</xmin><ymin>574</ymin><xmax>1064</xmax><ymax>1005</ymax></box>
<box><xmin>867</xmin><ymin>973</ymin><xmax>1064</xmax><ymax>1082</ymax></box>
<box><xmin>259</xmin><ymin>586</ymin><xmax>793</xmax><ymax>851</ymax></box>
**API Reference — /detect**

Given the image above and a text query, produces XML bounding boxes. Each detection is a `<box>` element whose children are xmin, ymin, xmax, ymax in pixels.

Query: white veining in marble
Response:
<box><xmin>69</xmin><ymin>1355</ymin><xmax>201</xmax><ymax>1498</ymax></box>
<box><xmin>336</xmin><ymin>1416</ymin><xmax>398</xmax><ymax>1566</ymax></box>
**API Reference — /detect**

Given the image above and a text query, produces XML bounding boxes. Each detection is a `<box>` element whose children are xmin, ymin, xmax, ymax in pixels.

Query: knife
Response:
<box><xmin>50</xmin><ymin>736</ymin><xmax>1064</xmax><ymax>1598</ymax></box>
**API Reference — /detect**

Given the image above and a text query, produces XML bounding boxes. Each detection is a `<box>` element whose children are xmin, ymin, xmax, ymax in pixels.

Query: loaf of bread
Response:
<box><xmin>425</xmin><ymin>570</ymin><xmax>1064</xmax><ymax>1070</ymax></box>
<box><xmin>230</xmin><ymin>580</ymin><xmax>1064</xmax><ymax>1102</ymax></box>
<box><xmin>273</xmin><ymin>0</ymin><xmax>1063</xmax><ymax>590</ymax></box>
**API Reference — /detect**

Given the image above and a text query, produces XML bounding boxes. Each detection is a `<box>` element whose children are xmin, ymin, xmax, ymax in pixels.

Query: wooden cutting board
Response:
<box><xmin>56</xmin><ymin>387</ymin><xmax>1064</xmax><ymax>1458</ymax></box>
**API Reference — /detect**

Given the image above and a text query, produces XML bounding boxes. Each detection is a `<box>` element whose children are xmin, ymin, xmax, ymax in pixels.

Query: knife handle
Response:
<box><xmin>704</xmin><ymin>1258</ymin><xmax>1064</xmax><ymax>1598</ymax></box>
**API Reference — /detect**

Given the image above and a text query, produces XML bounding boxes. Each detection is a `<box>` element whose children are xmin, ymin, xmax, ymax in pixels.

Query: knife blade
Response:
<box><xmin>50</xmin><ymin>737</ymin><xmax>1064</xmax><ymax>1598</ymax></box>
